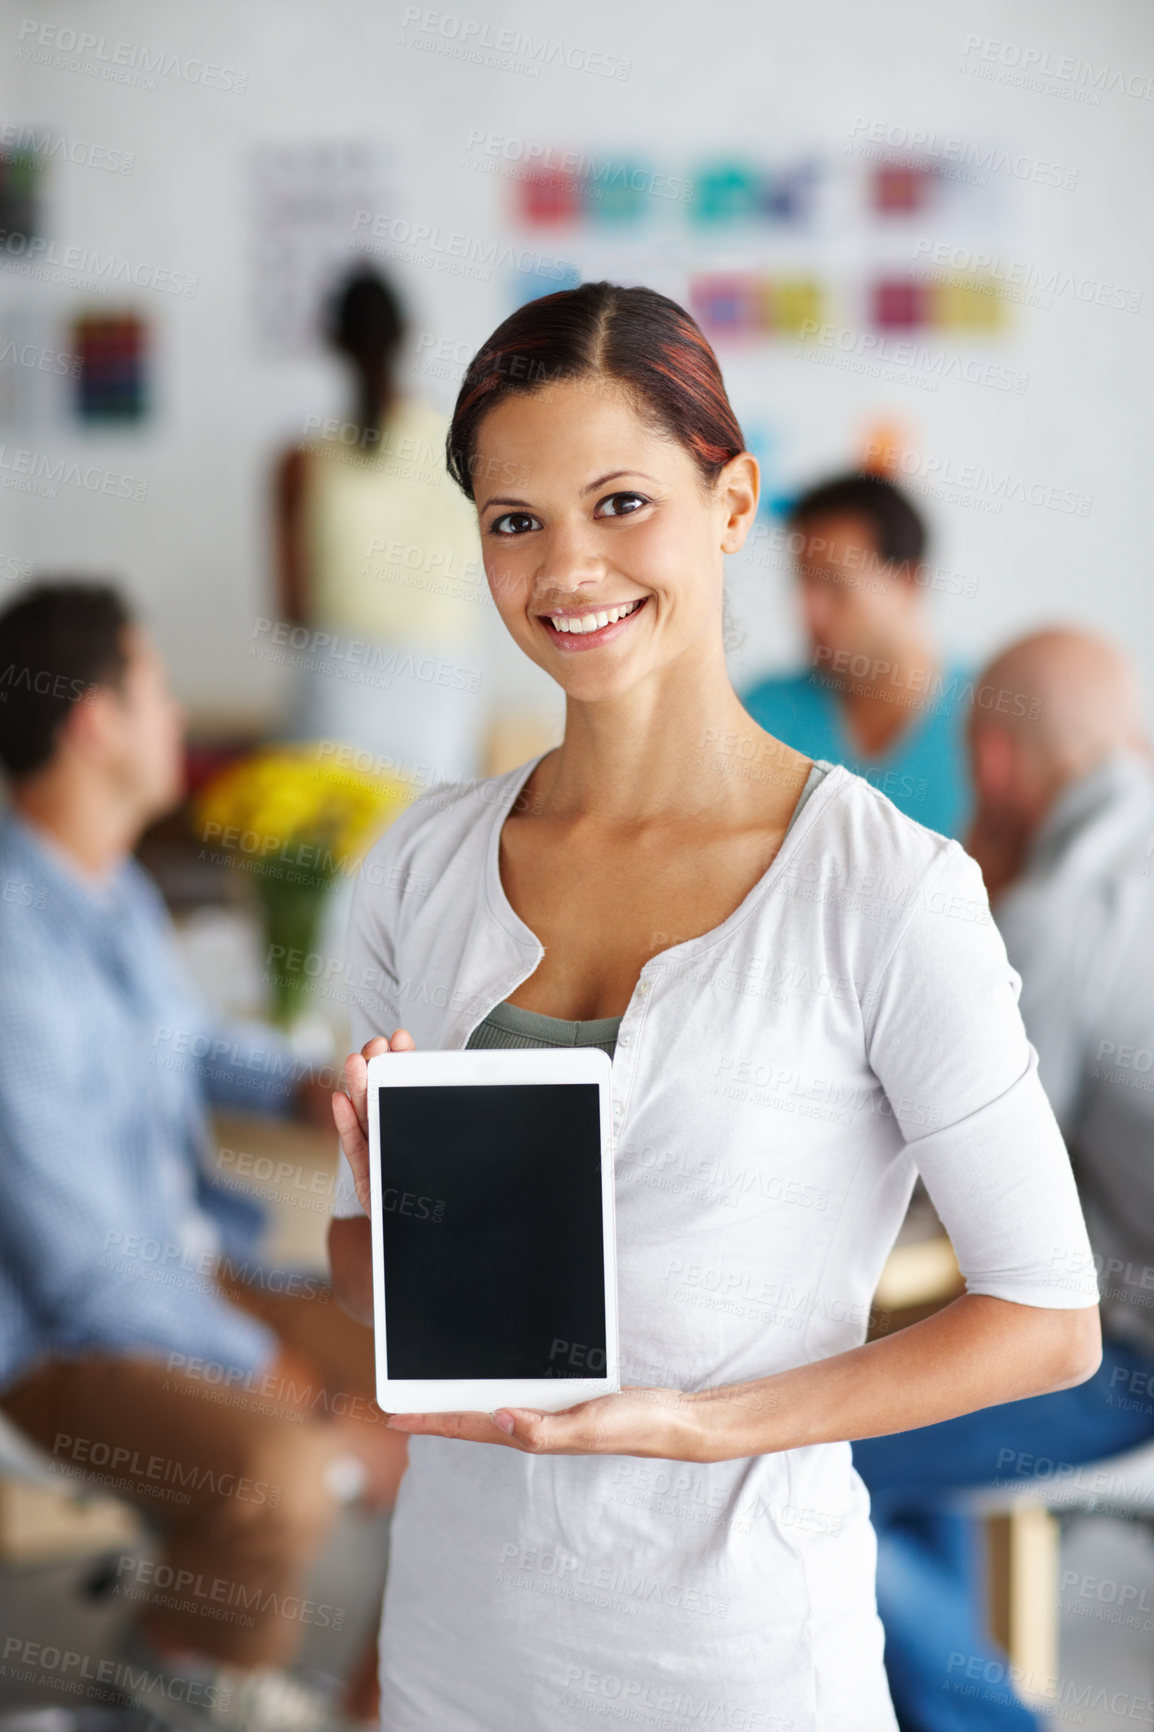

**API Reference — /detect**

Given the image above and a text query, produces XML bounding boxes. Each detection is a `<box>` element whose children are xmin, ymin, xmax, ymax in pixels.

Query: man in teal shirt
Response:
<box><xmin>742</xmin><ymin>473</ymin><xmax>973</xmax><ymax>839</ymax></box>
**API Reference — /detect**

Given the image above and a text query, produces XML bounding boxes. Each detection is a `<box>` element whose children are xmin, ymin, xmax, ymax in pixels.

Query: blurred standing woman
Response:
<box><xmin>275</xmin><ymin>268</ymin><xmax>486</xmax><ymax>779</ymax></box>
<box><xmin>327</xmin><ymin>283</ymin><xmax>1101</xmax><ymax>1731</ymax></box>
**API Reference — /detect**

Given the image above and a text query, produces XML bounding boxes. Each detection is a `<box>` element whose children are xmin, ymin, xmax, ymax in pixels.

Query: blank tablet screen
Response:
<box><xmin>377</xmin><ymin>1082</ymin><xmax>607</xmax><ymax>1380</ymax></box>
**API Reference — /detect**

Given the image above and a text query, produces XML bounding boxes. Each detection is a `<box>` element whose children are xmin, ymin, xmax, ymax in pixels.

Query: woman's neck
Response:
<box><xmin>534</xmin><ymin>654</ymin><xmax>805</xmax><ymax>827</ymax></box>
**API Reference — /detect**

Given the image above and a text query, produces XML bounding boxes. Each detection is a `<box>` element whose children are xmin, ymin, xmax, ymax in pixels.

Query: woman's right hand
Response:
<box><xmin>331</xmin><ymin>1030</ymin><xmax>416</xmax><ymax>1215</ymax></box>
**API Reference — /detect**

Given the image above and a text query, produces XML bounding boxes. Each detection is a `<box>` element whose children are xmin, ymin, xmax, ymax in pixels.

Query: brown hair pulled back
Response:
<box><xmin>446</xmin><ymin>281</ymin><xmax>745</xmax><ymax>500</ymax></box>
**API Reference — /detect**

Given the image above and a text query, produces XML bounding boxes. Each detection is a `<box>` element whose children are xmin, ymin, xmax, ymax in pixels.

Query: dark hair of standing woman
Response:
<box><xmin>326</xmin><ymin>268</ymin><xmax>407</xmax><ymax>453</ymax></box>
<box><xmin>446</xmin><ymin>281</ymin><xmax>745</xmax><ymax>499</ymax></box>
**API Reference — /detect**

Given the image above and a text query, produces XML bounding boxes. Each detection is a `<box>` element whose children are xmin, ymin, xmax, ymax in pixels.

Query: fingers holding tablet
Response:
<box><xmin>331</xmin><ymin>1030</ymin><xmax>416</xmax><ymax>1216</ymax></box>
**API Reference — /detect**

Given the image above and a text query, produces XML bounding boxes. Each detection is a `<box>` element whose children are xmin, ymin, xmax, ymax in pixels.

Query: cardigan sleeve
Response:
<box><xmin>863</xmin><ymin>840</ymin><xmax>1100</xmax><ymax>1309</ymax></box>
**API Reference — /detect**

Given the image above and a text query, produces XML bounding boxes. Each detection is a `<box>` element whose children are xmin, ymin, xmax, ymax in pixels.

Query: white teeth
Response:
<box><xmin>548</xmin><ymin>599</ymin><xmax>641</xmax><ymax>634</ymax></box>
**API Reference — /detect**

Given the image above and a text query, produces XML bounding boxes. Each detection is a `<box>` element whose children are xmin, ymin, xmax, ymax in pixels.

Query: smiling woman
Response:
<box><xmin>326</xmin><ymin>282</ymin><xmax>1101</xmax><ymax>1732</ymax></box>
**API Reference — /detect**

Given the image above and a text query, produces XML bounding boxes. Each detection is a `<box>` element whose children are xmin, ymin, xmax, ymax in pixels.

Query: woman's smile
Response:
<box><xmin>537</xmin><ymin>594</ymin><xmax>650</xmax><ymax>651</ymax></box>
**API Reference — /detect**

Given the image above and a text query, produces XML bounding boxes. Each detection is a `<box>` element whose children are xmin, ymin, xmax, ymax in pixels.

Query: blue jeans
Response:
<box><xmin>853</xmin><ymin>1339</ymin><xmax>1154</xmax><ymax>1731</ymax></box>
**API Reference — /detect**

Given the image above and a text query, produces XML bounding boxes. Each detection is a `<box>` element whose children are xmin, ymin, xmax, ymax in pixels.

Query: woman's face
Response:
<box><xmin>471</xmin><ymin>377</ymin><xmax>757</xmax><ymax>703</ymax></box>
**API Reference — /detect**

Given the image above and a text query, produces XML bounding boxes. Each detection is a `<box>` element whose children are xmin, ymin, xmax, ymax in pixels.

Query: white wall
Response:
<box><xmin>3</xmin><ymin>0</ymin><xmax>1152</xmax><ymax>730</ymax></box>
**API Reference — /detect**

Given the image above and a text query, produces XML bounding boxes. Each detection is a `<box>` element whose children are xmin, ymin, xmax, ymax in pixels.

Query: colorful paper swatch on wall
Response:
<box><xmin>929</xmin><ymin>274</ymin><xmax>1003</xmax><ymax>333</ymax></box>
<box><xmin>514</xmin><ymin>156</ymin><xmax>822</xmax><ymax>228</ymax></box>
<box><xmin>515</xmin><ymin>162</ymin><xmax>676</xmax><ymax>226</ymax></box>
<box><xmin>688</xmin><ymin>160</ymin><xmax>822</xmax><ymax>226</ymax></box>
<box><xmin>71</xmin><ymin>313</ymin><xmax>149</xmax><ymax>421</ymax></box>
<box><xmin>872</xmin><ymin>161</ymin><xmax>936</xmax><ymax>214</ymax></box>
<box><xmin>870</xmin><ymin>275</ymin><xmax>1005</xmax><ymax>333</ymax></box>
<box><xmin>688</xmin><ymin>274</ymin><xmax>826</xmax><ymax>340</ymax></box>
<box><xmin>516</xmin><ymin>167</ymin><xmax>582</xmax><ymax>226</ymax></box>
<box><xmin>0</xmin><ymin>149</ymin><xmax>41</xmax><ymax>250</ymax></box>
<box><xmin>685</xmin><ymin>270</ymin><xmax>1005</xmax><ymax>341</ymax></box>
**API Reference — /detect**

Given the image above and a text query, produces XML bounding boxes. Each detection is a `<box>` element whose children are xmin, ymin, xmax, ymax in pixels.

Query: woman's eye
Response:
<box><xmin>596</xmin><ymin>492</ymin><xmax>649</xmax><ymax>519</ymax></box>
<box><xmin>489</xmin><ymin>511</ymin><xmax>541</xmax><ymax>536</ymax></box>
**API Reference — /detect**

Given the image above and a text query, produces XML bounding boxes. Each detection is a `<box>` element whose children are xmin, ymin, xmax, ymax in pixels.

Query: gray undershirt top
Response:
<box><xmin>466</xmin><ymin>760</ymin><xmax>830</xmax><ymax>1061</ymax></box>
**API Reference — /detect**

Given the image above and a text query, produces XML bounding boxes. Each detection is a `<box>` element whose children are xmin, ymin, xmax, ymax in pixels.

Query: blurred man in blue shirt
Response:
<box><xmin>741</xmin><ymin>472</ymin><xmax>973</xmax><ymax>839</ymax></box>
<box><xmin>0</xmin><ymin>583</ymin><xmax>404</xmax><ymax>1732</ymax></box>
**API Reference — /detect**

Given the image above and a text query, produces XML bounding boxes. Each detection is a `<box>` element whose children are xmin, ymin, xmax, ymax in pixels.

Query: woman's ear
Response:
<box><xmin>718</xmin><ymin>452</ymin><xmax>760</xmax><ymax>555</ymax></box>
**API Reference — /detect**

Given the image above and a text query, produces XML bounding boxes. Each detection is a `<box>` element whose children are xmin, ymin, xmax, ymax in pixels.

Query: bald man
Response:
<box><xmin>966</xmin><ymin>628</ymin><xmax>1148</xmax><ymax>898</ymax></box>
<box><xmin>854</xmin><ymin>629</ymin><xmax>1154</xmax><ymax>1732</ymax></box>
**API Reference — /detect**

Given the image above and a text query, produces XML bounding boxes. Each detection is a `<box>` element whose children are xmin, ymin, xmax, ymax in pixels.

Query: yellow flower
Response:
<box><xmin>193</xmin><ymin>744</ymin><xmax>414</xmax><ymax>874</ymax></box>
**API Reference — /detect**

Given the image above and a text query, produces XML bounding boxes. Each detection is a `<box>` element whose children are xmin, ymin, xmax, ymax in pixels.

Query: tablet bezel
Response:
<box><xmin>366</xmin><ymin>1047</ymin><xmax>620</xmax><ymax>1414</ymax></box>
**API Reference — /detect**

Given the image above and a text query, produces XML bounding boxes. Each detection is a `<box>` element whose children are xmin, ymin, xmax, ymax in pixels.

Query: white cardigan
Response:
<box><xmin>334</xmin><ymin>755</ymin><xmax>1097</xmax><ymax>1732</ymax></box>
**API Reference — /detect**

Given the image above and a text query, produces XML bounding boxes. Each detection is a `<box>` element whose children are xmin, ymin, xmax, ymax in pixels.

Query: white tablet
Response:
<box><xmin>366</xmin><ymin>1047</ymin><xmax>619</xmax><ymax>1414</ymax></box>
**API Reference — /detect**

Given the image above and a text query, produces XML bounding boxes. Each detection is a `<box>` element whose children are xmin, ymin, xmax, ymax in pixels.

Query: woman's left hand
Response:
<box><xmin>384</xmin><ymin>1383</ymin><xmax>768</xmax><ymax>1461</ymax></box>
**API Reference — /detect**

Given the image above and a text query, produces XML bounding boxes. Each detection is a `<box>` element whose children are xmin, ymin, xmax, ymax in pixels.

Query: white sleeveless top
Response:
<box><xmin>301</xmin><ymin>395</ymin><xmax>483</xmax><ymax>647</ymax></box>
<box><xmin>289</xmin><ymin>397</ymin><xmax>487</xmax><ymax>779</ymax></box>
<box><xmin>334</xmin><ymin>755</ymin><xmax>1097</xmax><ymax>1731</ymax></box>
